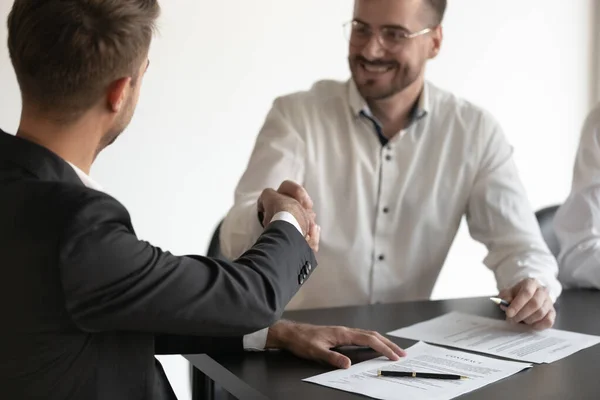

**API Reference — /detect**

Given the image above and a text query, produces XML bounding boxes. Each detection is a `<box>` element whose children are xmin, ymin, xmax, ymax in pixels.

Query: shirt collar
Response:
<box><xmin>347</xmin><ymin>79</ymin><xmax>430</xmax><ymax>121</ymax></box>
<box><xmin>67</xmin><ymin>162</ymin><xmax>104</xmax><ymax>191</ymax></box>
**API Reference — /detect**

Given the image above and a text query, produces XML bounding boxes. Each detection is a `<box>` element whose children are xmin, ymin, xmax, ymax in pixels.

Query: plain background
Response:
<box><xmin>0</xmin><ymin>1</ymin><xmax>597</xmax><ymax>398</ymax></box>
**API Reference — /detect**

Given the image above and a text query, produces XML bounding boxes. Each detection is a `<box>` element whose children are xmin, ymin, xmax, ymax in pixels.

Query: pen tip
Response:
<box><xmin>461</xmin><ymin>376</ymin><xmax>469</xmax><ymax>380</ymax></box>
<box><xmin>489</xmin><ymin>297</ymin><xmax>501</xmax><ymax>305</ymax></box>
<box><xmin>377</xmin><ymin>370</ymin><xmax>381</xmax><ymax>376</ymax></box>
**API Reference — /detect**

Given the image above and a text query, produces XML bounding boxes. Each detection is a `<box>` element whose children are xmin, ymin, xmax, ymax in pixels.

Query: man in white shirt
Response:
<box><xmin>554</xmin><ymin>104</ymin><xmax>600</xmax><ymax>289</ymax></box>
<box><xmin>221</xmin><ymin>0</ymin><xmax>561</xmax><ymax>330</ymax></box>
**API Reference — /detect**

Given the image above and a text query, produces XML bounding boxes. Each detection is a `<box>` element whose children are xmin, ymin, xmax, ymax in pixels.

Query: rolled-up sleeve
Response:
<box><xmin>220</xmin><ymin>98</ymin><xmax>307</xmax><ymax>260</ymax></box>
<box><xmin>466</xmin><ymin>113</ymin><xmax>562</xmax><ymax>301</ymax></box>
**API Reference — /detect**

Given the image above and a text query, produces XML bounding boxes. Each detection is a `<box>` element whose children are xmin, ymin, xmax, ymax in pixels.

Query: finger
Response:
<box><xmin>349</xmin><ymin>331</ymin><xmax>402</xmax><ymax>361</ymax></box>
<box><xmin>313</xmin><ymin>347</ymin><xmax>351</xmax><ymax>369</ymax></box>
<box><xmin>524</xmin><ymin>298</ymin><xmax>552</xmax><ymax>325</ymax></box>
<box><xmin>532</xmin><ymin>308</ymin><xmax>556</xmax><ymax>331</ymax></box>
<box><xmin>371</xmin><ymin>332</ymin><xmax>406</xmax><ymax>358</ymax></box>
<box><xmin>306</xmin><ymin>224</ymin><xmax>320</xmax><ymax>252</ymax></box>
<box><xmin>257</xmin><ymin>189</ymin><xmax>276</xmax><ymax>223</ymax></box>
<box><xmin>278</xmin><ymin>180</ymin><xmax>313</xmax><ymax>209</ymax></box>
<box><xmin>512</xmin><ymin>287</ymin><xmax>547</xmax><ymax>323</ymax></box>
<box><xmin>257</xmin><ymin>192</ymin><xmax>266</xmax><ymax>213</ymax></box>
<box><xmin>497</xmin><ymin>288</ymin><xmax>514</xmax><ymax>303</ymax></box>
<box><xmin>505</xmin><ymin>279</ymin><xmax>537</xmax><ymax>319</ymax></box>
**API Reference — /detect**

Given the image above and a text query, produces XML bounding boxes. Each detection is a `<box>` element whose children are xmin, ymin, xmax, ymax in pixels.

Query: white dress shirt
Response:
<box><xmin>554</xmin><ymin>103</ymin><xmax>600</xmax><ymax>288</ymax></box>
<box><xmin>220</xmin><ymin>79</ymin><xmax>562</xmax><ymax>310</ymax></box>
<box><xmin>66</xmin><ymin>162</ymin><xmax>300</xmax><ymax>350</ymax></box>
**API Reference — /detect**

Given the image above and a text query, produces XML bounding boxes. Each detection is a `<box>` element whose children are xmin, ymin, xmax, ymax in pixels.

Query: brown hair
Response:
<box><xmin>7</xmin><ymin>0</ymin><xmax>160</xmax><ymax>122</ymax></box>
<box><xmin>425</xmin><ymin>0</ymin><xmax>447</xmax><ymax>25</ymax></box>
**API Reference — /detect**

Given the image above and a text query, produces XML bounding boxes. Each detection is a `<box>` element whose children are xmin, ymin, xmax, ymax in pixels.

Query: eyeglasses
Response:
<box><xmin>343</xmin><ymin>20</ymin><xmax>433</xmax><ymax>52</ymax></box>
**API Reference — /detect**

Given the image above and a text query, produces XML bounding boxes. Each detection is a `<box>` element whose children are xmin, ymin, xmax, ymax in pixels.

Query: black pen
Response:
<box><xmin>490</xmin><ymin>297</ymin><xmax>511</xmax><ymax>308</ymax></box>
<box><xmin>377</xmin><ymin>370</ymin><xmax>468</xmax><ymax>380</ymax></box>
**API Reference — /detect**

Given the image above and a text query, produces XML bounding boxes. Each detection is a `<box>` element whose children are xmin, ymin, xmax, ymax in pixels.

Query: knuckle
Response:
<box><xmin>532</xmin><ymin>309</ymin><xmax>545</xmax><ymax>321</ymax></box>
<box><xmin>295</xmin><ymin>189</ymin><xmax>307</xmax><ymax>201</ymax></box>
<box><xmin>524</xmin><ymin>278</ymin><xmax>537</xmax><ymax>287</ymax></box>
<box><xmin>366</xmin><ymin>333</ymin><xmax>379</xmax><ymax>345</ymax></box>
<box><xmin>335</xmin><ymin>326</ymin><xmax>349</xmax><ymax>337</ymax></box>
<box><xmin>370</xmin><ymin>331</ymin><xmax>383</xmax><ymax>341</ymax></box>
<box><xmin>522</xmin><ymin>287</ymin><xmax>535</xmax><ymax>297</ymax></box>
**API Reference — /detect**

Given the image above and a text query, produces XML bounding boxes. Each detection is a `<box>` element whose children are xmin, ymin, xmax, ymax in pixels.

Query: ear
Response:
<box><xmin>106</xmin><ymin>77</ymin><xmax>132</xmax><ymax>113</ymax></box>
<box><xmin>428</xmin><ymin>25</ymin><xmax>443</xmax><ymax>59</ymax></box>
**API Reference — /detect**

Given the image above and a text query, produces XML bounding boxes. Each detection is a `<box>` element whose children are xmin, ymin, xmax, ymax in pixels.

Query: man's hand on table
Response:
<box><xmin>498</xmin><ymin>278</ymin><xmax>556</xmax><ymax>330</ymax></box>
<box><xmin>265</xmin><ymin>320</ymin><xmax>406</xmax><ymax>369</ymax></box>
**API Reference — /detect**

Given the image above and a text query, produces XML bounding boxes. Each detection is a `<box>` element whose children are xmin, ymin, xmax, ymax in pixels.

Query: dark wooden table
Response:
<box><xmin>186</xmin><ymin>290</ymin><xmax>600</xmax><ymax>399</ymax></box>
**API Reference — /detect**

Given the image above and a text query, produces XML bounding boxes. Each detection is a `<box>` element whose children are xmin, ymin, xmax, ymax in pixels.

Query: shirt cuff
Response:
<box><xmin>243</xmin><ymin>328</ymin><xmax>269</xmax><ymax>351</ymax></box>
<box><xmin>271</xmin><ymin>211</ymin><xmax>303</xmax><ymax>235</ymax></box>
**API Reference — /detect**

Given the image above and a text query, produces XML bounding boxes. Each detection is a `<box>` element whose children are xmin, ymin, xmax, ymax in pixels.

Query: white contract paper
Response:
<box><xmin>388</xmin><ymin>312</ymin><xmax>600</xmax><ymax>364</ymax></box>
<box><xmin>303</xmin><ymin>342</ymin><xmax>531</xmax><ymax>400</ymax></box>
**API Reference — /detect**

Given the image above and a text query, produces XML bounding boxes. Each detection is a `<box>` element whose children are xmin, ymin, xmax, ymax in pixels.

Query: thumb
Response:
<box><xmin>306</xmin><ymin>223</ymin><xmax>320</xmax><ymax>252</ymax></box>
<box><xmin>320</xmin><ymin>349</ymin><xmax>351</xmax><ymax>369</ymax></box>
<box><xmin>498</xmin><ymin>288</ymin><xmax>514</xmax><ymax>302</ymax></box>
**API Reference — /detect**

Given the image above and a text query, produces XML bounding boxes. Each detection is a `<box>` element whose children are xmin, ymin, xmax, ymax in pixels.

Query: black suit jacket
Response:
<box><xmin>0</xmin><ymin>130</ymin><xmax>317</xmax><ymax>400</ymax></box>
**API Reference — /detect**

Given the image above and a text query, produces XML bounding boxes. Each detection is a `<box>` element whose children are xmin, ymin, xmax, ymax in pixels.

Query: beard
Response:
<box><xmin>97</xmin><ymin>94</ymin><xmax>136</xmax><ymax>155</ymax></box>
<box><xmin>349</xmin><ymin>55</ymin><xmax>421</xmax><ymax>101</ymax></box>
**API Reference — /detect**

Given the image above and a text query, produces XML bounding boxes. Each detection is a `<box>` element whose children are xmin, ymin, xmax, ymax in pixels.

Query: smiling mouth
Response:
<box><xmin>360</xmin><ymin>62</ymin><xmax>394</xmax><ymax>73</ymax></box>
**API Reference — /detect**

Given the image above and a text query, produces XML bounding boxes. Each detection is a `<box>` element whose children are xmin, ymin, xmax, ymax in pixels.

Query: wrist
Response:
<box><xmin>271</xmin><ymin>211</ymin><xmax>307</xmax><ymax>236</ymax></box>
<box><xmin>266</xmin><ymin>320</ymin><xmax>294</xmax><ymax>349</ymax></box>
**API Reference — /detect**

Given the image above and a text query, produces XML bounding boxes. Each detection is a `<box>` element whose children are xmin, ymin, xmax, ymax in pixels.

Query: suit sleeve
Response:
<box><xmin>58</xmin><ymin>193</ymin><xmax>317</xmax><ymax>337</ymax></box>
<box><xmin>154</xmin><ymin>334</ymin><xmax>243</xmax><ymax>355</ymax></box>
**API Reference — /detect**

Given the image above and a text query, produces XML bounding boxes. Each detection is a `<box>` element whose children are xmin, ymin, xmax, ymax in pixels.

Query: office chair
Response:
<box><xmin>535</xmin><ymin>205</ymin><xmax>561</xmax><ymax>258</ymax></box>
<box><xmin>206</xmin><ymin>220</ymin><xmax>225</xmax><ymax>260</ymax></box>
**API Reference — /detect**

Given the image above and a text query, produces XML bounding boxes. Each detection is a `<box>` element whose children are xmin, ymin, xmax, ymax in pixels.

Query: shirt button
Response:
<box><xmin>378</xmin><ymin>254</ymin><xmax>385</xmax><ymax>261</ymax></box>
<box><xmin>385</xmin><ymin>155</ymin><xmax>392</xmax><ymax>161</ymax></box>
<box><xmin>383</xmin><ymin>207</ymin><xmax>389</xmax><ymax>214</ymax></box>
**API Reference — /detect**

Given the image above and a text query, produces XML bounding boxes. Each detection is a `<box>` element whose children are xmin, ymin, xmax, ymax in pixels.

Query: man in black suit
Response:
<box><xmin>0</xmin><ymin>1</ymin><xmax>404</xmax><ymax>399</ymax></box>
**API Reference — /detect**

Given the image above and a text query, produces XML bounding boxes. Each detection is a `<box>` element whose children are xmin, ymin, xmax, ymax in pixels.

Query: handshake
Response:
<box><xmin>258</xmin><ymin>180</ymin><xmax>321</xmax><ymax>252</ymax></box>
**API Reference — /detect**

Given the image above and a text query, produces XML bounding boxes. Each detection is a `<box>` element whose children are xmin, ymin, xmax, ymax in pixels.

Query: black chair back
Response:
<box><xmin>535</xmin><ymin>205</ymin><xmax>561</xmax><ymax>258</ymax></box>
<box><xmin>206</xmin><ymin>220</ymin><xmax>225</xmax><ymax>260</ymax></box>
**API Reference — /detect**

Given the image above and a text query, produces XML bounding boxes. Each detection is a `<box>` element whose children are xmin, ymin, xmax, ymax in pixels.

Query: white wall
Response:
<box><xmin>0</xmin><ymin>1</ymin><xmax>593</xmax><ymax>399</ymax></box>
